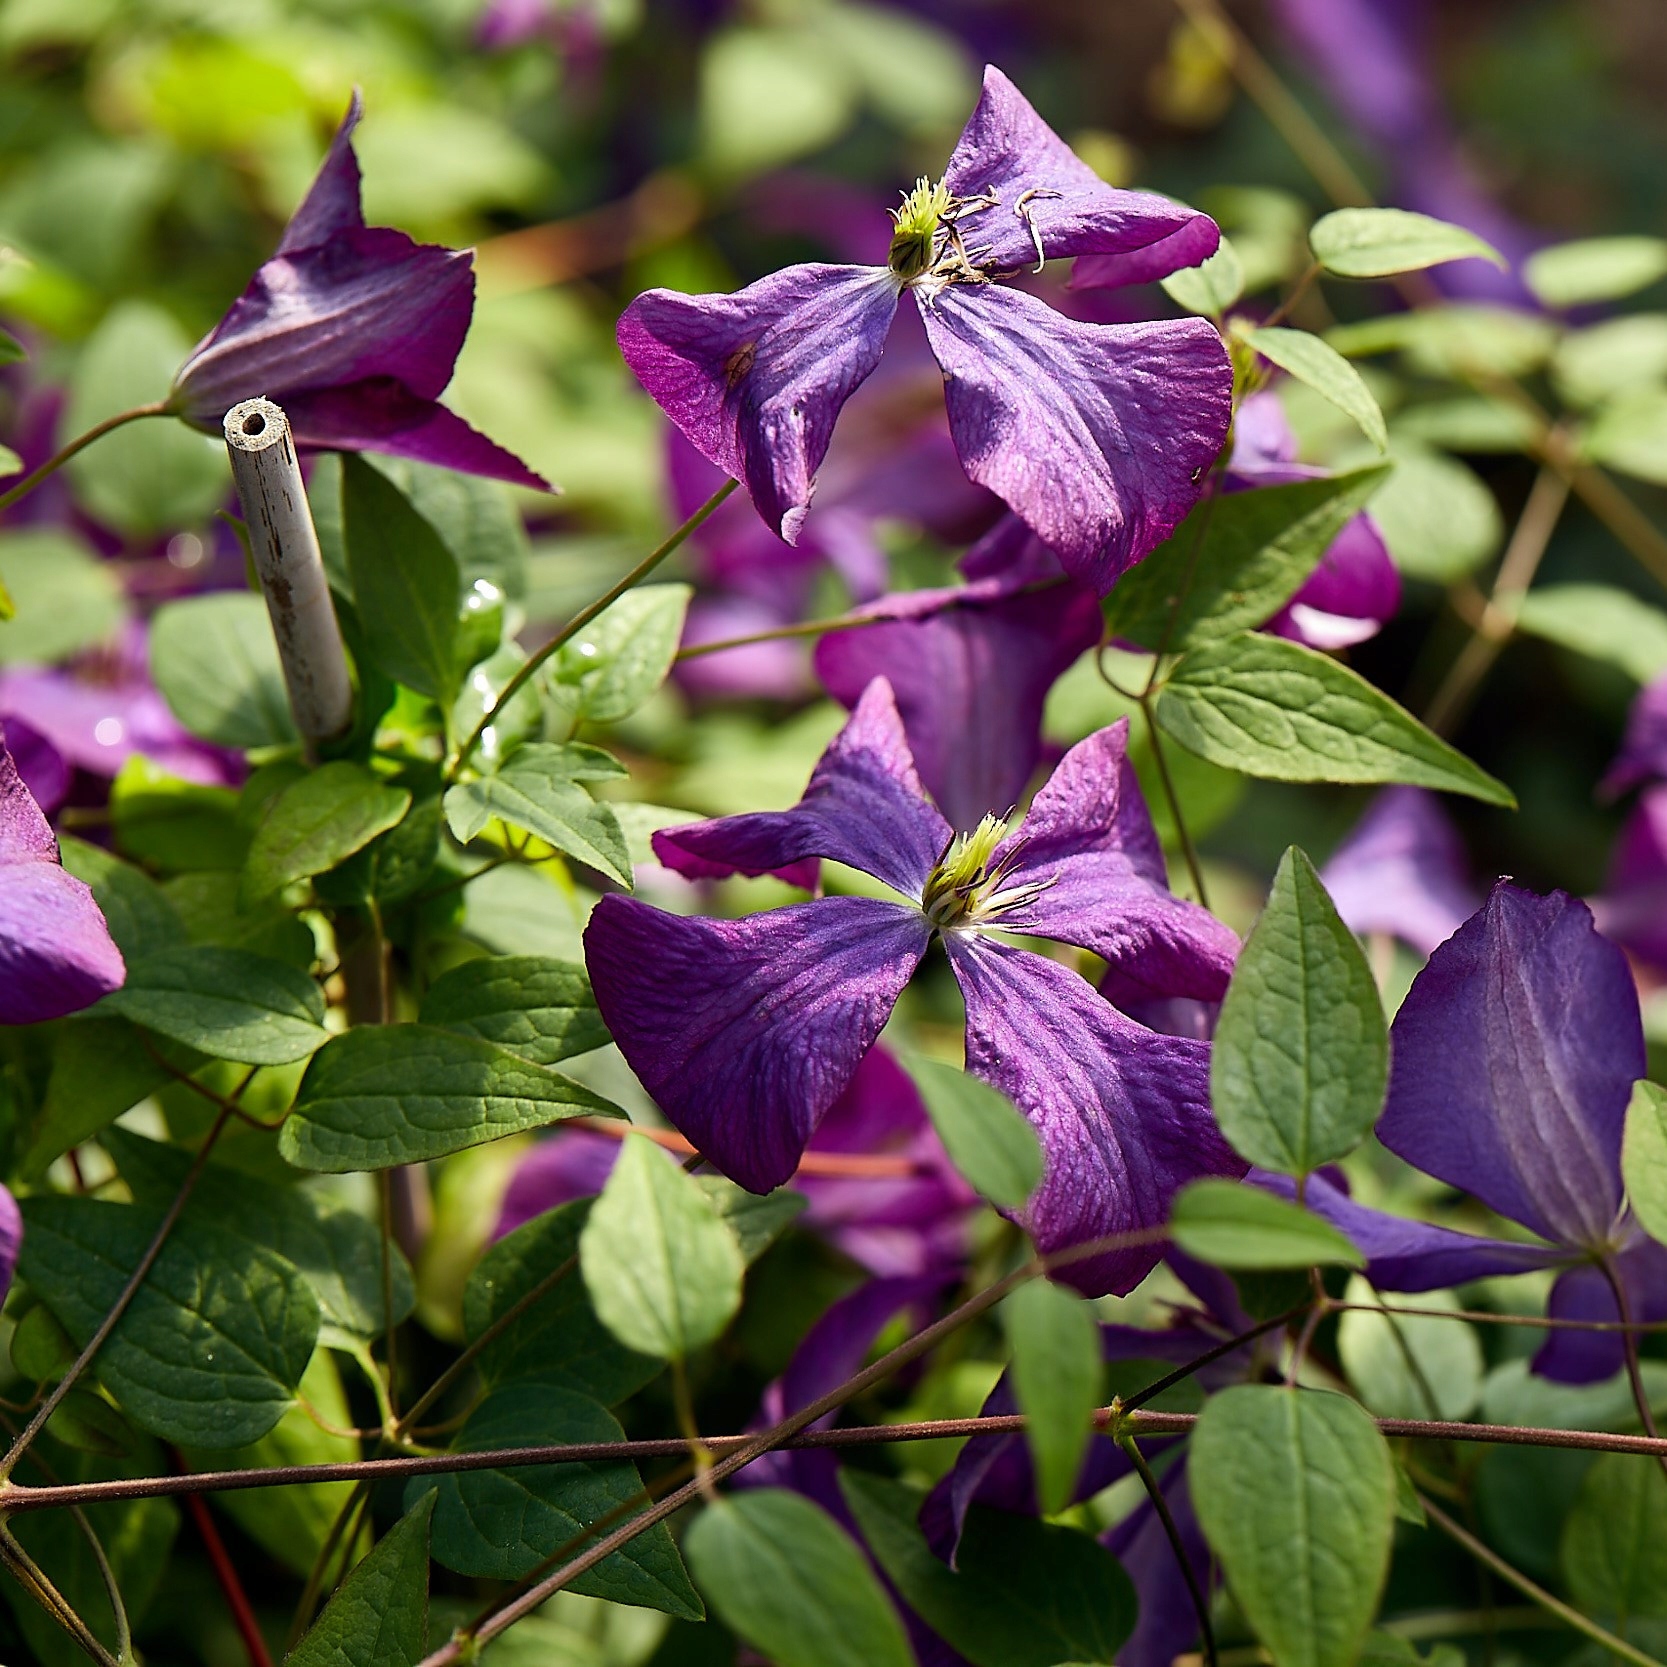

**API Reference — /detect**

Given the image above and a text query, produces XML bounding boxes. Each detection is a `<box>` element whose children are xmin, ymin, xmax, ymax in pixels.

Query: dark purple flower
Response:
<box><xmin>1319</xmin><ymin>786</ymin><xmax>1478</xmax><ymax>957</ymax></box>
<box><xmin>618</xmin><ymin>67</ymin><xmax>1229</xmax><ymax>593</ymax></box>
<box><xmin>1592</xmin><ymin>786</ymin><xmax>1667</xmax><ymax>974</ymax></box>
<box><xmin>169</xmin><ymin>95</ymin><xmax>547</xmax><ymax>491</ymax></box>
<box><xmin>0</xmin><ymin>723</ymin><xmax>125</xmax><ymax>1025</ymax></box>
<box><xmin>1603</xmin><ymin>675</ymin><xmax>1667</xmax><ymax>799</ymax></box>
<box><xmin>584</xmin><ymin>678</ymin><xmax>1243</xmax><ymax>1296</ymax></box>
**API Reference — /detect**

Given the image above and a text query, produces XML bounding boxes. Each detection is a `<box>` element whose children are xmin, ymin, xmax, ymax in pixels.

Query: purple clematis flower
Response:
<box><xmin>169</xmin><ymin>95</ymin><xmax>547</xmax><ymax>491</ymax></box>
<box><xmin>1292</xmin><ymin>881</ymin><xmax>1667</xmax><ymax>1383</ymax></box>
<box><xmin>1602</xmin><ymin>673</ymin><xmax>1667</xmax><ymax>799</ymax></box>
<box><xmin>1592</xmin><ymin>785</ymin><xmax>1667</xmax><ymax>975</ymax></box>
<box><xmin>584</xmin><ymin>678</ymin><xmax>1244</xmax><ymax>1296</ymax></box>
<box><xmin>0</xmin><ymin>723</ymin><xmax>125</xmax><ymax>1025</ymax></box>
<box><xmin>618</xmin><ymin>67</ymin><xmax>1230</xmax><ymax>593</ymax></box>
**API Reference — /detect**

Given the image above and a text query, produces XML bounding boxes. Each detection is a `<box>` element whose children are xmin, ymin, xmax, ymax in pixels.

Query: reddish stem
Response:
<box><xmin>173</xmin><ymin>1455</ymin><xmax>274</xmax><ymax>1667</ymax></box>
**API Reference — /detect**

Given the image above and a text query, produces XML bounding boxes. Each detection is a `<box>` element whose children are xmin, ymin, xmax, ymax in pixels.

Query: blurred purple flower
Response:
<box><xmin>0</xmin><ymin>722</ymin><xmax>124</xmax><ymax>1025</ymax></box>
<box><xmin>1603</xmin><ymin>674</ymin><xmax>1667</xmax><ymax>799</ymax></box>
<box><xmin>619</xmin><ymin>67</ymin><xmax>1229</xmax><ymax>592</ymax></box>
<box><xmin>169</xmin><ymin>95</ymin><xmax>547</xmax><ymax>491</ymax></box>
<box><xmin>0</xmin><ymin>1186</ymin><xmax>18</xmax><ymax>1307</ymax></box>
<box><xmin>1319</xmin><ymin>786</ymin><xmax>1478</xmax><ymax>957</ymax></box>
<box><xmin>585</xmin><ymin>678</ymin><xmax>1243</xmax><ymax>1296</ymax></box>
<box><xmin>1592</xmin><ymin>786</ymin><xmax>1667</xmax><ymax>975</ymax></box>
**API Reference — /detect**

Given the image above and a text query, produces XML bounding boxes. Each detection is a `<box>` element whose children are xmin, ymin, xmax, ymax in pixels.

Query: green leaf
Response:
<box><xmin>903</xmin><ymin>1056</ymin><xmax>1042</xmax><ymax>1209</ymax></box>
<box><xmin>699</xmin><ymin>26</ymin><xmax>857</xmax><ymax>177</ymax></box>
<box><xmin>111</xmin><ymin>756</ymin><xmax>247</xmax><ymax>873</ymax></box>
<box><xmin>314</xmin><ymin>769</ymin><xmax>443</xmax><ymax>909</ymax></box>
<box><xmin>283</xmin><ymin>1024</ymin><xmax>619</xmax><ymax>1172</ymax></box>
<box><xmin>287</xmin><ymin>1494</ymin><xmax>435</xmax><ymax>1667</ymax></box>
<box><xmin>1553</xmin><ymin>315</ymin><xmax>1667</xmax><ymax>409</ymax></box>
<box><xmin>66</xmin><ymin>300</ymin><xmax>229</xmax><ymax>537</ymax></box>
<box><xmin>1244</xmin><ymin>327</ymin><xmax>1387</xmax><ymax>451</ymax></box>
<box><xmin>1191</xmin><ymin>1385</ymin><xmax>1396</xmax><ymax>1667</ymax></box>
<box><xmin>1160</xmin><ymin>237</ymin><xmax>1245</xmax><ymax>318</ymax></box>
<box><xmin>409</xmin><ymin>1382</ymin><xmax>703</xmax><ymax>1616</ymax></box>
<box><xmin>841</xmin><ymin>1472</ymin><xmax>1137</xmax><ymax>1667</ymax></box>
<box><xmin>1327</xmin><ymin>306</ymin><xmax>1557</xmax><ymax>381</ymax></box>
<box><xmin>1511</xmin><ymin>584</ymin><xmax>1667</xmax><ymax>685</ymax></box>
<box><xmin>1169</xmin><ymin>1178</ymin><xmax>1364</xmax><ymax>1270</ymax></box>
<box><xmin>150</xmin><ymin>591</ymin><xmax>297</xmax><ymax>748</ymax></box>
<box><xmin>419</xmin><ymin>954</ymin><xmax>610</xmax><ymax>1065</ymax></box>
<box><xmin>1624</xmin><ymin>1079</ymin><xmax>1667</xmax><ymax>1248</ymax></box>
<box><xmin>1391</xmin><ymin>395</ymin><xmax>1541</xmax><ymax>454</ymax></box>
<box><xmin>445</xmin><ymin>744</ymin><xmax>632</xmax><ymax>886</ymax></box>
<box><xmin>1310</xmin><ymin>208</ymin><xmax>1505</xmax><ymax>279</ymax></box>
<box><xmin>696</xmin><ymin>1174</ymin><xmax>808</xmax><ymax>1263</ymax></box>
<box><xmin>104</xmin><ymin>1127</ymin><xmax>414</xmax><ymax>1336</ymax></box>
<box><xmin>685</xmin><ymin>1490</ymin><xmax>912</xmax><ymax>1667</ymax></box>
<box><xmin>1155</xmin><ymin>632</ymin><xmax>1515</xmax><ymax>805</ymax></box>
<box><xmin>1103</xmin><ymin>467</ymin><xmax>1391</xmax><ymax>652</ymax></box>
<box><xmin>242</xmin><ymin>761</ymin><xmax>412</xmax><ymax>905</ymax></box>
<box><xmin>1336</xmin><ymin>1278</ymin><xmax>1482</xmax><ymax>1422</ymax></box>
<box><xmin>1560</xmin><ymin>1453</ymin><xmax>1667</xmax><ymax>1621</ymax></box>
<box><xmin>580</xmin><ymin>1134</ymin><xmax>745</xmax><ymax>1360</ymax></box>
<box><xmin>58</xmin><ymin>836</ymin><xmax>184</xmax><ymax>962</ymax></box>
<box><xmin>1211</xmin><ymin>846</ymin><xmax>1387</xmax><ymax>1175</ymax></box>
<box><xmin>1584</xmin><ymin>386</ymin><xmax>1667</xmax><ymax>487</ymax></box>
<box><xmin>164</xmin><ymin>870</ymin><xmax>317</xmax><ymax>967</ymax></box>
<box><xmin>1360</xmin><ymin>443</ymin><xmax>1503</xmax><ymax>583</ymax></box>
<box><xmin>367</xmin><ymin>455</ymin><xmax>530</xmax><ymax>601</ymax></box>
<box><xmin>341</xmin><ymin>452</ymin><xmax>461</xmax><ymax>703</ymax></box>
<box><xmin>99</xmin><ymin>945</ymin><xmax>328</xmax><ymax>1065</ymax></box>
<box><xmin>464</xmin><ymin>1200</ymin><xmax>661</xmax><ymax>1402</ymax></box>
<box><xmin>19</xmin><ymin>1196</ymin><xmax>319</xmax><ymax>1447</ymax></box>
<box><xmin>1524</xmin><ymin>236</ymin><xmax>1667</xmax><ymax>308</ymax></box>
<box><xmin>549</xmin><ymin>584</ymin><xmax>693</xmax><ymax>725</ymax></box>
<box><xmin>0</xmin><ymin>527</ymin><xmax>124</xmax><ymax>664</ymax></box>
<box><xmin>1002</xmin><ymin>1278</ymin><xmax>1102</xmax><ymax>1514</ymax></box>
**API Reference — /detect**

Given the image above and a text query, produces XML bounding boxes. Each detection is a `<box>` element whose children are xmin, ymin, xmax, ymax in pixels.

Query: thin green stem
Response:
<box><xmin>1419</xmin><ymin>1494</ymin><xmax>1667</xmax><ymax>1667</ymax></box>
<box><xmin>68</xmin><ymin>1507</ymin><xmax>129</xmax><ymax>1664</ymax></box>
<box><xmin>287</xmin><ymin>1482</ymin><xmax>369</xmax><ymax>1653</ymax></box>
<box><xmin>0</xmin><ymin>1527</ymin><xmax>120</xmax><ymax>1666</ymax></box>
<box><xmin>1140</xmin><ymin>693</ymin><xmax>1210</xmax><ymax>908</ymax></box>
<box><xmin>0</xmin><ymin>403</ymin><xmax>168</xmax><ymax>517</ymax></box>
<box><xmin>449</xmin><ymin>479</ymin><xmax>738</xmax><ymax>781</ymax></box>
<box><xmin>674</xmin><ymin>609</ymin><xmax>876</xmax><ymax>661</ymax></box>
<box><xmin>1120</xmin><ymin>1433</ymin><xmax>1218</xmax><ymax>1667</ymax></box>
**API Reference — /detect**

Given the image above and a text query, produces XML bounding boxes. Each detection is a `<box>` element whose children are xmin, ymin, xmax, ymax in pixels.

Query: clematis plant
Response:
<box><xmin>619</xmin><ymin>67</ymin><xmax>1231</xmax><ymax>592</ymax></box>
<box><xmin>584</xmin><ymin>678</ymin><xmax>1244</xmax><ymax>1295</ymax></box>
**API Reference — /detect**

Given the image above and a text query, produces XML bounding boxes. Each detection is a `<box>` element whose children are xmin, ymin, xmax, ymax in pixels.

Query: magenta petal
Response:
<box><xmin>944</xmin><ymin>67</ymin><xmax>1219</xmax><ymax>276</ymax></box>
<box><xmin>1266</xmin><ymin>512</ymin><xmax>1400</xmax><ymax>649</ymax></box>
<box><xmin>813</xmin><ymin>582</ymin><xmax>1101</xmax><ymax>832</ymax></box>
<box><xmin>1380</xmin><ymin>884</ymin><xmax>1640</xmax><ymax>1253</ymax></box>
<box><xmin>277</xmin><ymin>92</ymin><xmax>367</xmax><ymax>256</ymax></box>
<box><xmin>991</xmin><ymin>721</ymin><xmax>1240</xmax><ymax>1002</ymax></box>
<box><xmin>1070</xmin><ymin>223</ymin><xmax>1225</xmax><ymax>292</ymax></box>
<box><xmin>1319</xmin><ymin>787</ymin><xmax>1479</xmax><ymax>958</ymax></box>
<box><xmin>584</xmin><ymin>893</ymin><xmax>929</xmax><ymax>1193</ymax></box>
<box><xmin>3</xmin><ymin>717</ymin><xmax>69</xmax><ymax>817</ymax></box>
<box><xmin>919</xmin><ymin>285</ymin><xmax>1231</xmax><ymax>591</ymax></box>
<box><xmin>947</xmin><ymin>936</ymin><xmax>1244</xmax><ymax>1296</ymax></box>
<box><xmin>654</xmin><ymin>678</ymin><xmax>950</xmax><ymax>897</ymax></box>
<box><xmin>0</xmin><ymin>1186</ymin><xmax>18</xmax><ymax>1308</ymax></box>
<box><xmin>617</xmin><ymin>264</ymin><xmax>901</xmax><ymax>542</ymax></box>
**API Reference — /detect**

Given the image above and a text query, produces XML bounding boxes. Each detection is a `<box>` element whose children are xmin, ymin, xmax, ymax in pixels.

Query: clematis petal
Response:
<box><xmin>1592</xmin><ymin>785</ymin><xmax>1667</xmax><ymax>974</ymax></box>
<box><xmin>654</xmin><ymin>678</ymin><xmax>950</xmax><ymax>897</ymax></box>
<box><xmin>1254</xmin><ymin>1169</ymin><xmax>1562</xmax><ymax>1290</ymax></box>
<box><xmin>277</xmin><ymin>93</ymin><xmax>367</xmax><ymax>255</ymax></box>
<box><xmin>919</xmin><ymin>284</ymin><xmax>1231</xmax><ymax>591</ymax></box>
<box><xmin>1531</xmin><ymin>1240</ymin><xmax>1667</xmax><ymax>1384</ymax></box>
<box><xmin>813</xmin><ymin>581</ymin><xmax>1101</xmax><ymax>833</ymax></box>
<box><xmin>0</xmin><ymin>1186</ymin><xmax>18</xmax><ymax>1308</ymax></box>
<box><xmin>494</xmin><ymin>1128</ymin><xmax>623</xmax><ymax>1238</ymax></box>
<box><xmin>989</xmin><ymin>720</ymin><xmax>1240</xmax><ymax>1003</ymax></box>
<box><xmin>584</xmin><ymin>893</ymin><xmax>929</xmax><ymax>1193</ymax></box>
<box><xmin>946</xmin><ymin>936</ymin><xmax>1245</xmax><ymax>1296</ymax></box>
<box><xmin>1380</xmin><ymin>884</ymin><xmax>1640</xmax><ymax>1252</ymax></box>
<box><xmin>2</xmin><ymin>716</ymin><xmax>69</xmax><ymax>817</ymax></box>
<box><xmin>1319</xmin><ymin>786</ymin><xmax>1479</xmax><ymax>958</ymax></box>
<box><xmin>617</xmin><ymin>264</ymin><xmax>901</xmax><ymax>542</ymax></box>
<box><xmin>1603</xmin><ymin>675</ymin><xmax>1667</xmax><ymax>798</ymax></box>
<box><xmin>943</xmin><ymin>67</ymin><xmax>1219</xmax><ymax>276</ymax></box>
<box><xmin>1264</xmin><ymin>512</ymin><xmax>1401</xmax><ymax>650</ymax></box>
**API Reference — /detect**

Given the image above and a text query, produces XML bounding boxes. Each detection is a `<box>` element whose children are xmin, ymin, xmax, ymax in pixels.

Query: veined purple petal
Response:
<box><xmin>1603</xmin><ymin>676</ymin><xmax>1667</xmax><ymax>798</ymax></box>
<box><xmin>1253</xmin><ymin>1169</ymin><xmax>1561</xmax><ymax>1290</ymax></box>
<box><xmin>947</xmin><ymin>936</ymin><xmax>1244</xmax><ymax>1296</ymax></box>
<box><xmin>617</xmin><ymin>264</ymin><xmax>900</xmax><ymax>542</ymax></box>
<box><xmin>814</xmin><ymin>582</ymin><xmax>1100</xmax><ymax>832</ymax></box>
<box><xmin>1380</xmin><ymin>884</ymin><xmax>1640</xmax><ymax>1252</ymax></box>
<box><xmin>990</xmin><ymin>721</ymin><xmax>1240</xmax><ymax>1003</ymax></box>
<box><xmin>919</xmin><ymin>285</ymin><xmax>1231</xmax><ymax>591</ymax></box>
<box><xmin>584</xmin><ymin>893</ymin><xmax>929</xmax><ymax>1193</ymax></box>
<box><xmin>944</xmin><ymin>67</ymin><xmax>1219</xmax><ymax>276</ymax></box>
<box><xmin>1102</xmin><ymin>1456</ymin><xmax>1211</xmax><ymax>1667</ymax></box>
<box><xmin>1592</xmin><ymin>786</ymin><xmax>1667</xmax><ymax>974</ymax></box>
<box><xmin>1319</xmin><ymin>787</ymin><xmax>1479</xmax><ymax>958</ymax></box>
<box><xmin>654</xmin><ymin>678</ymin><xmax>950</xmax><ymax>897</ymax></box>
<box><xmin>277</xmin><ymin>93</ymin><xmax>367</xmax><ymax>256</ymax></box>
<box><xmin>0</xmin><ymin>727</ymin><xmax>125</xmax><ymax>1025</ymax></box>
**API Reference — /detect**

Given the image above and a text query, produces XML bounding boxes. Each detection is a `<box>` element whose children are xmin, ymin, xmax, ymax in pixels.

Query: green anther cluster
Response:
<box><xmin>888</xmin><ymin>175</ymin><xmax>952</xmax><ymax>281</ymax></box>
<box><xmin>921</xmin><ymin>813</ymin><xmax>1009</xmax><ymax>925</ymax></box>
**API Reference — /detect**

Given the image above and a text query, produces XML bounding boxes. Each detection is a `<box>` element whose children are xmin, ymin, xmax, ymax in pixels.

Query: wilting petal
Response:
<box><xmin>495</xmin><ymin>1128</ymin><xmax>622</xmax><ymax>1238</ymax></box>
<box><xmin>990</xmin><ymin>721</ymin><xmax>1239</xmax><ymax>1003</ymax></box>
<box><xmin>654</xmin><ymin>678</ymin><xmax>950</xmax><ymax>897</ymax></box>
<box><xmin>1603</xmin><ymin>676</ymin><xmax>1667</xmax><ymax>798</ymax></box>
<box><xmin>814</xmin><ymin>582</ymin><xmax>1100</xmax><ymax>832</ymax></box>
<box><xmin>947</xmin><ymin>936</ymin><xmax>1245</xmax><ymax>1296</ymax></box>
<box><xmin>1592</xmin><ymin>786</ymin><xmax>1667</xmax><ymax>974</ymax></box>
<box><xmin>1103</xmin><ymin>1456</ymin><xmax>1211</xmax><ymax>1667</ymax></box>
<box><xmin>1319</xmin><ymin>787</ymin><xmax>1479</xmax><ymax>958</ymax></box>
<box><xmin>1380</xmin><ymin>884</ymin><xmax>1639</xmax><ymax>1252</ymax></box>
<box><xmin>1254</xmin><ymin>1170</ymin><xmax>1561</xmax><ymax>1290</ymax></box>
<box><xmin>920</xmin><ymin>285</ymin><xmax>1230</xmax><ymax>591</ymax></box>
<box><xmin>0</xmin><ymin>729</ymin><xmax>125</xmax><ymax>1025</ymax></box>
<box><xmin>585</xmin><ymin>894</ymin><xmax>929</xmax><ymax>1193</ymax></box>
<box><xmin>617</xmin><ymin>264</ymin><xmax>901</xmax><ymax>542</ymax></box>
<box><xmin>277</xmin><ymin>93</ymin><xmax>367</xmax><ymax>255</ymax></box>
<box><xmin>944</xmin><ymin>67</ymin><xmax>1218</xmax><ymax>276</ymax></box>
